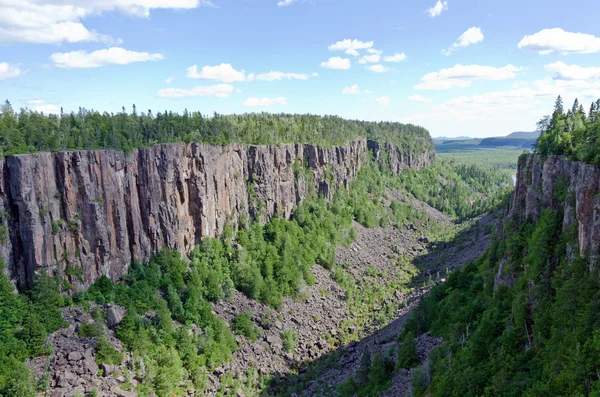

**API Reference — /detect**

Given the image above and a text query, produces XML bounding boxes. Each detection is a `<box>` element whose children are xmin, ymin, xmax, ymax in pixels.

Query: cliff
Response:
<box><xmin>0</xmin><ymin>138</ymin><xmax>434</xmax><ymax>291</ymax></box>
<box><xmin>509</xmin><ymin>154</ymin><xmax>600</xmax><ymax>260</ymax></box>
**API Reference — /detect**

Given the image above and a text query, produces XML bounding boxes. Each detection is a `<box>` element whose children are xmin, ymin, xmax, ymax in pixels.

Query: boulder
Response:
<box><xmin>106</xmin><ymin>306</ymin><xmax>126</xmax><ymax>328</ymax></box>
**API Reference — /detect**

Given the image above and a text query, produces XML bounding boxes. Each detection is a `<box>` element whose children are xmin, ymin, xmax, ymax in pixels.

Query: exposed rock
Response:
<box><xmin>510</xmin><ymin>155</ymin><xmax>600</xmax><ymax>260</ymax></box>
<box><xmin>106</xmin><ymin>306</ymin><xmax>126</xmax><ymax>328</ymax></box>
<box><xmin>0</xmin><ymin>139</ymin><xmax>432</xmax><ymax>290</ymax></box>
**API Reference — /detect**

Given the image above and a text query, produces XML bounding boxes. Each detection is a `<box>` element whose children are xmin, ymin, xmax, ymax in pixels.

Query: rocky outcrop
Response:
<box><xmin>510</xmin><ymin>154</ymin><xmax>600</xmax><ymax>260</ymax></box>
<box><xmin>368</xmin><ymin>140</ymin><xmax>436</xmax><ymax>174</ymax></box>
<box><xmin>0</xmin><ymin>139</ymin><xmax>434</xmax><ymax>291</ymax></box>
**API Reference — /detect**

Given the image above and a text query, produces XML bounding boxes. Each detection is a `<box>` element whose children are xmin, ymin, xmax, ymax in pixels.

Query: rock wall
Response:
<box><xmin>367</xmin><ymin>140</ymin><xmax>436</xmax><ymax>174</ymax></box>
<box><xmin>509</xmin><ymin>154</ymin><xmax>600</xmax><ymax>260</ymax></box>
<box><xmin>0</xmin><ymin>138</ymin><xmax>434</xmax><ymax>291</ymax></box>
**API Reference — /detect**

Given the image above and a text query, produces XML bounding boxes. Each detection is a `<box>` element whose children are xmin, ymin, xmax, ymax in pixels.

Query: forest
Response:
<box><xmin>396</xmin><ymin>97</ymin><xmax>600</xmax><ymax>396</ymax></box>
<box><xmin>0</xmin><ymin>133</ymin><xmax>511</xmax><ymax>396</ymax></box>
<box><xmin>0</xmin><ymin>101</ymin><xmax>432</xmax><ymax>156</ymax></box>
<box><xmin>535</xmin><ymin>96</ymin><xmax>600</xmax><ymax>163</ymax></box>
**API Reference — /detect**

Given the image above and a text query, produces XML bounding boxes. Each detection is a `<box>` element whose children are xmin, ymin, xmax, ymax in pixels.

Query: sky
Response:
<box><xmin>1</xmin><ymin>0</ymin><xmax>600</xmax><ymax>138</ymax></box>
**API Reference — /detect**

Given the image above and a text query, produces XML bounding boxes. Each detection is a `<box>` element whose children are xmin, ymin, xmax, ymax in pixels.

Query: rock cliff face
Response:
<box><xmin>0</xmin><ymin>138</ymin><xmax>434</xmax><ymax>291</ymax></box>
<box><xmin>510</xmin><ymin>154</ymin><xmax>600</xmax><ymax>260</ymax></box>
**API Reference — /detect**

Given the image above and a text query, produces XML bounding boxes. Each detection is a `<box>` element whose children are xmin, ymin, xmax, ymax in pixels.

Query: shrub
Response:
<box><xmin>232</xmin><ymin>311</ymin><xmax>261</xmax><ymax>342</ymax></box>
<box><xmin>282</xmin><ymin>330</ymin><xmax>299</xmax><ymax>353</ymax></box>
<box><xmin>77</xmin><ymin>322</ymin><xmax>103</xmax><ymax>338</ymax></box>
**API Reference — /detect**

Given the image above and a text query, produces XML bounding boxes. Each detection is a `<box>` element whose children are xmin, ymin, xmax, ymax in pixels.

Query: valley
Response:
<box><xmin>2</xmin><ymin>96</ymin><xmax>600</xmax><ymax>397</ymax></box>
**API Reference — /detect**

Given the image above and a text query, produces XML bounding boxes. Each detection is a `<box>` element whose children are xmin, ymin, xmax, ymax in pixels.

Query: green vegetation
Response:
<box><xmin>0</xmin><ymin>100</ymin><xmax>432</xmax><ymax>156</ymax></box>
<box><xmin>0</xmin><ymin>132</ymin><xmax>516</xmax><ymax>396</ymax></box>
<box><xmin>398</xmin><ymin>158</ymin><xmax>513</xmax><ymax>221</ymax></box>
<box><xmin>282</xmin><ymin>330</ymin><xmax>299</xmax><ymax>353</ymax></box>
<box><xmin>338</xmin><ymin>348</ymin><xmax>396</xmax><ymax>397</ymax></box>
<box><xmin>535</xmin><ymin>96</ymin><xmax>600</xmax><ymax>164</ymax></box>
<box><xmin>0</xmin><ymin>261</ymin><xmax>67</xmax><ymax>396</ymax></box>
<box><xmin>400</xmin><ymin>178</ymin><xmax>600</xmax><ymax>396</ymax></box>
<box><xmin>232</xmin><ymin>311</ymin><xmax>262</xmax><ymax>342</ymax></box>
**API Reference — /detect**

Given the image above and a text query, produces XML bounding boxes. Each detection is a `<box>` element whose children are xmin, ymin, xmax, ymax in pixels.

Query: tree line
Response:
<box><xmin>535</xmin><ymin>95</ymin><xmax>600</xmax><ymax>163</ymax></box>
<box><xmin>0</xmin><ymin>100</ymin><xmax>432</xmax><ymax>157</ymax></box>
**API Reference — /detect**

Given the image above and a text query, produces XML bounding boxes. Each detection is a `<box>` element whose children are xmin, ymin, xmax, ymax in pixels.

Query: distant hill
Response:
<box><xmin>479</xmin><ymin>131</ymin><xmax>539</xmax><ymax>149</ymax></box>
<box><xmin>505</xmin><ymin>131</ymin><xmax>540</xmax><ymax>140</ymax></box>
<box><xmin>433</xmin><ymin>136</ymin><xmax>472</xmax><ymax>141</ymax></box>
<box><xmin>433</xmin><ymin>131</ymin><xmax>540</xmax><ymax>153</ymax></box>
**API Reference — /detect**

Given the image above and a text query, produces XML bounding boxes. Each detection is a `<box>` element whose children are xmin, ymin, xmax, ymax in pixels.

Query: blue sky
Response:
<box><xmin>1</xmin><ymin>0</ymin><xmax>600</xmax><ymax>137</ymax></box>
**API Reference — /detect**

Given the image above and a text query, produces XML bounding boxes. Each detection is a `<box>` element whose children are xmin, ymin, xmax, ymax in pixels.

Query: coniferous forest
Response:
<box><xmin>0</xmin><ymin>101</ymin><xmax>432</xmax><ymax>156</ymax></box>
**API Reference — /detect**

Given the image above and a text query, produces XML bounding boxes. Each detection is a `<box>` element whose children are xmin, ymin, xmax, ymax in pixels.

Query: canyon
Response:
<box><xmin>0</xmin><ymin>138</ymin><xmax>434</xmax><ymax>291</ymax></box>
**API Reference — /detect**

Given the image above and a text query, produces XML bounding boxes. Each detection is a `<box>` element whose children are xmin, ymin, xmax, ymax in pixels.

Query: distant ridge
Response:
<box><xmin>433</xmin><ymin>131</ymin><xmax>540</xmax><ymax>153</ymax></box>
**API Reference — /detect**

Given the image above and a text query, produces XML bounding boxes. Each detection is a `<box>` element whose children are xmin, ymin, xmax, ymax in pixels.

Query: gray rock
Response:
<box><xmin>106</xmin><ymin>307</ymin><xmax>126</xmax><ymax>328</ymax></box>
<box><xmin>67</xmin><ymin>351</ymin><xmax>82</xmax><ymax>362</ymax></box>
<box><xmin>101</xmin><ymin>363</ymin><xmax>115</xmax><ymax>377</ymax></box>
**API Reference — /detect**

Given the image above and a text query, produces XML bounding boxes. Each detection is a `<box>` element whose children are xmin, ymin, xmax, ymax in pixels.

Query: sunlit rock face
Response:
<box><xmin>0</xmin><ymin>138</ymin><xmax>435</xmax><ymax>291</ymax></box>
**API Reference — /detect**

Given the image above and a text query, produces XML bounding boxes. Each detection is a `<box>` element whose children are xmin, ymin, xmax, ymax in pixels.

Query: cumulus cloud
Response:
<box><xmin>157</xmin><ymin>84</ymin><xmax>234</xmax><ymax>98</ymax></box>
<box><xmin>186</xmin><ymin>63</ymin><xmax>247</xmax><ymax>82</ymax></box>
<box><xmin>406</xmin><ymin>95</ymin><xmax>431</xmax><ymax>103</ymax></box>
<box><xmin>342</xmin><ymin>84</ymin><xmax>360</xmax><ymax>94</ymax></box>
<box><xmin>443</xmin><ymin>27</ymin><xmax>484</xmax><ymax>55</ymax></box>
<box><xmin>0</xmin><ymin>62</ymin><xmax>22</xmax><ymax>80</ymax></box>
<box><xmin>328</xmin><ymin>39</ymin><xmax>374</xmax><ymax>56</ymax></box>
<box><xmin>373</xmin><ymin>96</ymin><xmax>391</xmax><ymax>106</ymax></box>
<box><xmin>426</xmin><ymin>0</ymin><xmax>448</xmax><ymax>18</ymax></box>
<box><xmin>383</xmin><ymin>53</ymin><xmax>407</xmax><ymax>63</ymax></box>
<box><xmin>33</xmin><ymin>104</ymin><xmax>61</xmax><ymax>114</ymax></box>
<box><xmin>518</xmin><ymin>28</ymin><xmax>600</xmax><ymax>55</ymax></box>
<box><xmin>545</xmin><ymin>62</ymin><xmax>600</xmax><ymax>81</ymax></box>
<box><xmin>321</xmin><ymin>57</ymin><xmax>351</xmax><ymax>70</ymax></box>
<box><xmin>165</xmin><ymin>77</ymin><xmax>174</xmax><ymax>84</ymax></box>
<box><xmin>0</xmin><ymin>0</ymin><xmax>212</xmax><ymax>45</ymax></box>
<box><xmin>243</xmin><ymin>97</ymin><xmax>287</xmax><ymax>106</ymax></box>
<box><xmin>277</xmin><ymin>0</ymin><xmax>296</xmax><ymax>6</ymax></box>
<box><xmin>50</xmin><ymin>47</ymin><xmax>163</xmax><ymax>68</ymax></box>
<box><xmin>367</xmin><ymin>64</ymin><xmax>389</xmax><ymax>73</ymax></box>
<box><xmin>414</xmin><ymin>64</ymin><xmax>522</xmax><ymax>90</ymax></box>
<box><xmin>255</xmin><ymin>71</ymin><xmax>313</xmax><ymax>81</ymax></box>
<box><xmin>358</xmin><ymin>54</ymin><xmax>381</xmax><ymax>64</ymax></box>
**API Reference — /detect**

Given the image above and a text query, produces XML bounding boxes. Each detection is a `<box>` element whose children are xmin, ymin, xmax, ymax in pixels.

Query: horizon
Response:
<box><xmin>2</xmin><ymin>0</ymin><xmax>599</xmax><ymax>138</ymax></box>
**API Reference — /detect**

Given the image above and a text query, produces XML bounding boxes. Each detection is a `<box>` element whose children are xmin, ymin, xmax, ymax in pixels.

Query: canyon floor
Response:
<box><xmin>30</xmin><ymin>190</ymin><xmax>498</xmax><ymax>397</ymax></box>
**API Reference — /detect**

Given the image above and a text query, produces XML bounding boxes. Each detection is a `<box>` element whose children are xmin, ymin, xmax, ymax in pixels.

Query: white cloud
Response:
<box><xmin>358</xmin><ymin>54</ymin><xmax>381</xmax><ymax>64</ymax></box>
<box><xmin>414</xmin><ymin>64</ymin><xmax>522</xmax><ymax>90</ymax></box>
<box><xmin>383</xmin><ymin>53</ymin><xmax>407</xmax><ymax>63</ymax></box>
<box><xmin>342</xmin><ymin>84</ymin><xmax>360</xmax><ymax>94</ymax></box>
<box><xmin>165</xmin><ymin>77</ymin><xmax>174</xmax><ymax>84</ymax></box>
<box><xmin>545</xmin><ymin>62</ymin><xmax>600</xmax><ymax>81</ymax></box>
<box><xmin>328</xmin><ymin>39</ymin><xmax>374</xmax><ymax>52</ymax></box>
<box><xmin>186</xmin><ymin>63</ymin><xmax>247</xmax><ymax>82</ymax></box>
<box><xmin>426</xmin><ymin>0</ymin><xmax>448</xmax><ymax>18</ymax></box>
<box><xmin>518</xmin><ymin>28</ymin><xmax>600</xmax><ymax>55</ymax></box>
<box><xmin>406</xmin><ymin>95</ymin><xmax>431</xmax><ymax>103</ymax></box>
<box><xmin>321</xmin><ymin>57</ymin><xmax>351</xmax><ymax>70</ymax></box>
<box><xmin>367</xmin><ymin>64</ymin><xmax>389</xmax><ymax>73</ymax></box>
<box><xmin>157</xmin><ymin>84</ymin><xmax>235</xmax><ymax>98</ymax></box>
<box><xmin>0</xmin><ymin>0</ymin><xmax>211</xmax><ymax>45</ymax></box>
<box><xmin>0</xmin><ymin>62</ymin><xmax>22</xmax><ymax>80</ymax></box>
<box><xmin>277</xmin><ymin>0</ymin><xmax>296</xmax><ymax>6</ymax></box>
<box><xmin>243</xmin><ymin>97</ymin><xmax>288</xmax><ymax>106</ymax></box>
<box><xmin>255</xmin><ymin>71</ymin><xmax>313</xmax><ymax>81</ymax></box>
<box><xmin>345</xmin><ymin>49</ymin><xmax>360</xmax><ymax>57</ymax></box>
<box><xmin>582</xmin><ymin>89</ymin><xmax>600</xmax><ymax>99</ymax></box>
<box><xmin>367</xmin><ymin>49</ymin><xmax>383</xmax><ymax>55</ymax></box>
<box><xmin>27</xmin><ymin>99</ymin><xmax>44</xmax><ymax>105</ymax></box>
<box><xmin>33</xmin><ymin>104</ymin><xmax>61</xmax><ymax>114</ymax></box>
<box><xmin>443</xmin><ymin>27</ymin><xmax>484</xmax><ymax>55</ymax></box>
<box><xmin>50</xmin><ymin>47</ymin><xmax>163</xmax><ymax>68</ymax></box>
<box><xmin>364</xmin><ymin>89</ymin><xmax>373</xmax><ymax>94</ymax></box>
<box><xmin>373</xmin><ymin>96</ymin><xmax>391</xmax><ymax>106</ymax></box>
